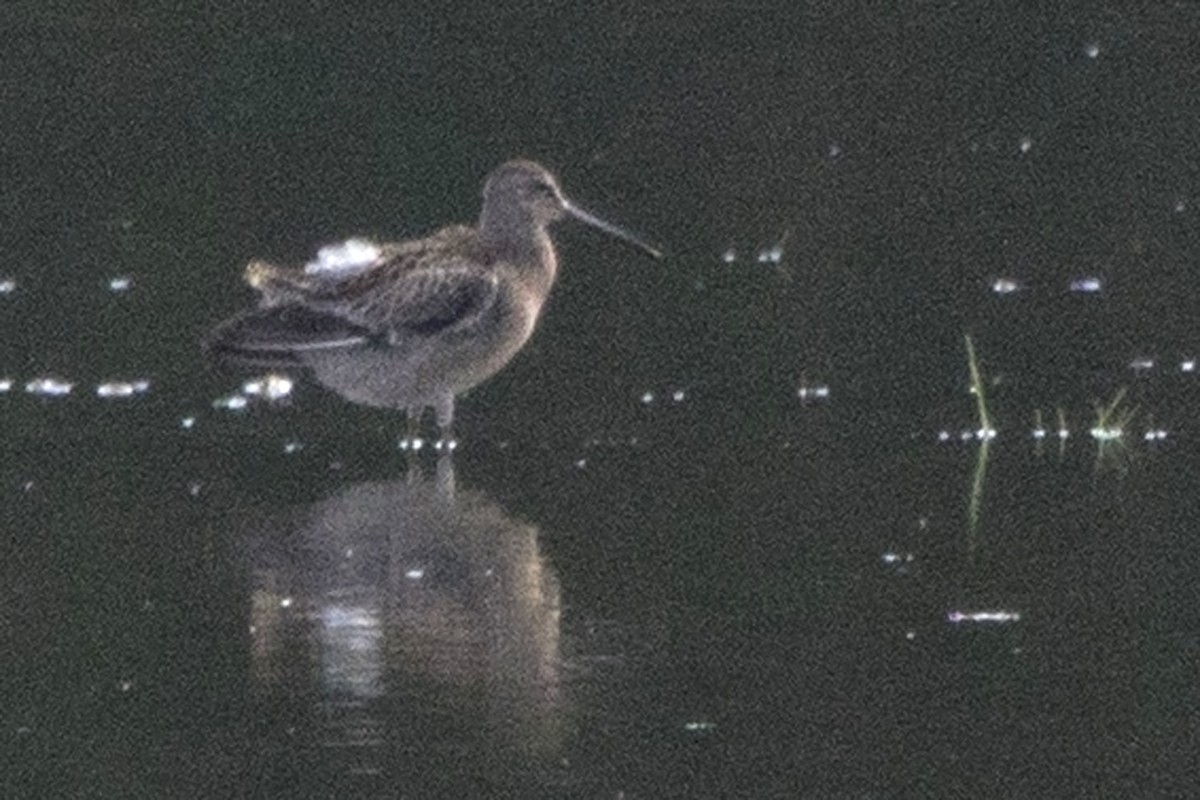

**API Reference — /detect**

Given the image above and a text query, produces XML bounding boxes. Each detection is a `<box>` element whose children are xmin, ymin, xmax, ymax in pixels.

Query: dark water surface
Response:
<box><xmin>4</xmin><ymin>3</ymin><xmax>1200</xmax><ymax>798</ymax></box>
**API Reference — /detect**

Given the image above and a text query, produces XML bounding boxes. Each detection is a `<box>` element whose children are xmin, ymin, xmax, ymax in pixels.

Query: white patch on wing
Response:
<box><xmin>305</xmin><ymin>238</ymin><xmax>382</xmax><ymax>277</ymax></box>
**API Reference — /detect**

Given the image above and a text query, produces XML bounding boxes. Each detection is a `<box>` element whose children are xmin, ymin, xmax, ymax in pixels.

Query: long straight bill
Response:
<box><xmin>564</xmin><ymin>201</ymin><xmax>663</xmax><ymax>259</ymax></box>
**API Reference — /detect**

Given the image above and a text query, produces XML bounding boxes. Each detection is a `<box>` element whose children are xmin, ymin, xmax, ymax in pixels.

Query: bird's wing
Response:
<box><xmin>204</xmin><ymin>304</ymin><xmax>375</xmax><ymax>365</ymax></box>
<box><xmin>236</xmin><ymin>226</ymin><xmax>499</xmax><ymax>341</ymax></box>
<box><xmin>354</xmin><ymin>262</ymin><xmax>501</xmax><ymax>337</ymax></box>
<box><xmin>293</xmin><ymin>237</ymin><xmax>500</xmax><ymax>337</ymax></box>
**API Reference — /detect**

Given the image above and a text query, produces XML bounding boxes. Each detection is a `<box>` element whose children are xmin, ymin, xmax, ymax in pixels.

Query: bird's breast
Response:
<box><xmin>494</xmin><ymin>275</ymin><xmax>547</xmax><ymax>353</ymax></box>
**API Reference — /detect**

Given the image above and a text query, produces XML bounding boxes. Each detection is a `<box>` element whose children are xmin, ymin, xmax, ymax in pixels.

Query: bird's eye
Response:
<box><xmin>530</xmin><ymin>180</ymin><xmax>556</xmax><ymax>197</ymax></box>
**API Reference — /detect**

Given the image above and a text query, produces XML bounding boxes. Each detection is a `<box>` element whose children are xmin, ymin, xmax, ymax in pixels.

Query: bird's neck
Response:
<box><xmin>479</xmin><ymin>208</ymin><xmax>557</xmax><ymax>290</ymax></box>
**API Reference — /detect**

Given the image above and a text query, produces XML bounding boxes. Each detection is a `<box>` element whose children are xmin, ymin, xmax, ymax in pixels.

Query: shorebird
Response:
<box><xmin>205</xmin><ymin>160</ymin><xmax>661</xmax><ymax>447</ymax></box>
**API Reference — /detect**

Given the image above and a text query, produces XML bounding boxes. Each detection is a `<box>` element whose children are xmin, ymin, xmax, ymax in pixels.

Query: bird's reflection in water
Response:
<box><xmin>244</xmin><ymin>458</ymin><xmax>563</xmax><ymax>786</ymax></box>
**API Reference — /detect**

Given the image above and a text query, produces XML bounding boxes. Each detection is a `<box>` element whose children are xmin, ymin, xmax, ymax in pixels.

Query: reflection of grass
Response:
<box><xmin>967</xmin><ymin>435</ymin><xmax>989</xmax><ymax>555</ymax></box>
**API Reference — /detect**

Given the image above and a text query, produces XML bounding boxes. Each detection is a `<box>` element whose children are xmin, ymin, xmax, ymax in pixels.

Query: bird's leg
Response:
<box><xmin>402</xmin><ymin>405</ymin><xmax>425</xmax><ymax>451</ymax></box>
<box><xmin>434</xmin><ymin>395</ymin><xmax>457</xmax><ymax>453</ymax></box>
<box><xmin>435</xmin><ymin>450</ymin><xmax>456</xmax><ymax>502</ymax></box>
<box><xmin>401</xmin><ymin>406</ymin><xmax>424</xmax><ymax>482</ymax></box>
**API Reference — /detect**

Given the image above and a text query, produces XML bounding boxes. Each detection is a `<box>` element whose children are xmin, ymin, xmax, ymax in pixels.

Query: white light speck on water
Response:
<box><xmin>25</xmin><ymin>377</ymin><xmax>74</xmax><ymax>397</ymax></box>
<box><xmin>96</xmin><ymin>379</ymin><xmax>151</xmax><ymax>398</ymax></box>
<box><xmin>242</xmin><ymin>374</ymin><xmax>293</xmax><ymax>401</ymax></box>
<box><xmin>947</xmin><ymin>610</ymin><xmax>1021</xmax><ymax>624</ymax></box>
<box><xmin>797</xmin><ymin>384</ymin><xmax>830</xmax><ymax>401</ymax></box>
<box><xmin>0</xmin><ymin>278</ymin><xmax>16</xmax><ymax>294</ymax></box>
<box><xmin>1019</xmin><ymin>136</ymin><xmax>1033</xmax><ymax>153</ymax></box>
<box><xmin>108</xmin><ymin>276</ymin><xmax>133</xmax><ymax>292</ymax></box>
<box><xmin>213</xmin><ymin>394</ymin><xmax>248</xmax><ymax>411</ymax></box>
<box><xmin>1085</xmin><ymin>42</ymin><xmax>1100</xmax><ymax>58</ymax></box>
<box><xmin>757</xmin><ymin>245</ymin><xmax>783</xmax><ymax>264</ymax></box>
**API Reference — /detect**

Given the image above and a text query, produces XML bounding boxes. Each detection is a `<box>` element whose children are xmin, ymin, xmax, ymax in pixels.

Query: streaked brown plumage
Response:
<box><xmin>205</xmin><ymin>160</ymin><xmax>660</xmax><ymax>446</ymax></box>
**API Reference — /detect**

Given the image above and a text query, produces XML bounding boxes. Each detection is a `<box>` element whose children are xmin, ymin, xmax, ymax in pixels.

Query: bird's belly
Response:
<box><xmin>299</xmin><ymin>298</ymin><xmax>539</xmax><ymax>410</ymax></box>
